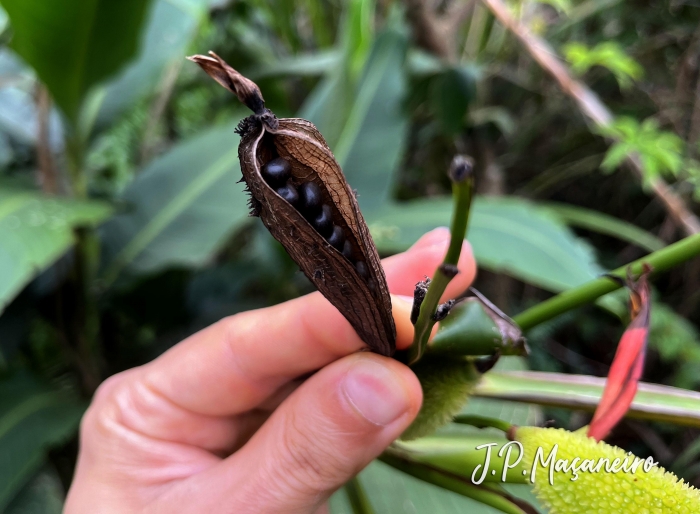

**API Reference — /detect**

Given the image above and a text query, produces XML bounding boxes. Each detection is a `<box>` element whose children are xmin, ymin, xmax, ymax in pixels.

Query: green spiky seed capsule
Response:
<box><xmin>516</xmin><ymin>426</ymin><xmax>700</xmax><ymax>513</ymax></box>
<box><xmin>401</xmin><ymin>355</ymin><xmax>479</xmax><ymax>440</ymax></box>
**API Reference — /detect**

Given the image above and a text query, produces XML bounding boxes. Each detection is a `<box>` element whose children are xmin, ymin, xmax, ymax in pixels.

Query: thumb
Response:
<box><xmin>215</xmin><ymin>353</ymin><xmax>421</xmax><ymax>513</ymax></box>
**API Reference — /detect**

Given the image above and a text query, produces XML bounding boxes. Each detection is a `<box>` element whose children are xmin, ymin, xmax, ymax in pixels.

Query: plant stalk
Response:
<box><xmin>379</xmin><ymin>452</ymin><xmax>535</xmax><ymax>514</ymax></box>
<box><xmin>408</xmin><ymin>156</ymin><xmax>474</xmax><ymax>365</ymax></box>
<box><xmin>344</xmin><ymin>476</ymin><xmax>376</xmax><ymax>514</ymax></box>
<box><xmin>514</xmin><ymin>232</ymin><xmax>700</xmax><ymax>331</ymax></box>
<box><xmin>452</xmin><ymin>414</ymin><xmax>513</xmax><ymax>432</ymax></box>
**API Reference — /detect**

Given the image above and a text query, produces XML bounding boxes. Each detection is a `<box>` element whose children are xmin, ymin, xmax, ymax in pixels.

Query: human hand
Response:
<box><xmin>65</xmin><ymin>228</ymin><xmax>476</xmax><ymax>514</ymax></box>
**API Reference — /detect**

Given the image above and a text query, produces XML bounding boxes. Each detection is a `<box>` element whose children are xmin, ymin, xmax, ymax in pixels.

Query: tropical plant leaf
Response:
<box><xmin>330</xmin><ymin>461</ymin><xmax>542</xmax><ymax>514</ymax></box>
<box><xmin>302</xmin><ymin>16</ymin><xmax>408</xmax><ymax>212</ymax></box>
<box><xmin>96</xmin><ymin>0</ymin><xmax>210</xmax><ymax>126</ymax></box>
<box><xmin>99</xmin><ymin>120</ymin><xmax>249</xmax><ymax>286</ymax></box>
<box><xmin>431</xmin><ymin>66</ymin><xmax>477</xmax><ymax>135</ymax></box>
<box><xmin>249</xmin><ymin>50</ymin><xmax>341</xmax><ymax>79</ymax></box>
<box><xmin>369</xmin><ymin>197</ymin><xmax>604</xmax><ymax>292</ymax></box>
<box><xmin>543</xmin><ymin>202</ymin><xmax>665</xmax><ymax>252</ymax></box>
<box><xmin>0</xmin><ymin>188</ymin><xmax>111</xmax><ymax>315</ymax></box>
<box><xmin>0</xmin><ymin>373</ymin><xmax>85</xmax><ymax>510</ymax></box>
<box><xmin>4</xmin><ymin>467</ymin><xmax>64</xmax><ymax>514</ymax></box>
<box><xmin>1</xmin><ymin>0</ymin><xmax>153</xmax><ymax>122</ymax></box>
<box><xmin>474</xmin><ymin>370</ymin><xmax>700</xmax><ymax>428</ymax></box>
<box><xmin>299</xmin><ymin>0</ymin><xmax>377</xmax><ymax>148</ymax></box>
<box><xmin>338</xmin><ymin>27</ymin><xmax>408</xmax><ymax>211</ymax></box>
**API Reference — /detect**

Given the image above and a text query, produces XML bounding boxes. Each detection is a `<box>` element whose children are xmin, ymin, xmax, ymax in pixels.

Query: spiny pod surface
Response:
<box><xmin>189</xmin><ymin>52</ymin><xmax>396</xmax><ymax>356</ymax></box>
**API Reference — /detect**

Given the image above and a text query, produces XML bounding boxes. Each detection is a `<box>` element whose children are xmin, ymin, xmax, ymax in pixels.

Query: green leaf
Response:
<box><xmin>431</xmin><ymin>66</ymin><xmax>477</xmax><ymax>135</ymax></box>
<box><xmin>474</xmin><ymin>371</ymin><xmax>700</xmax><ymax>428</ymax></box>
<box><xmin>96</xmin><ymin>0</ymin><xmax>209</xmax><ymax>126</ymax></box>
<box><xmin>338</xmin><ymin>28</ymin><xmax>408</xmax><ymax>211</ymax></box>
<box><xmin>302</xmin><ymin>18</ymin><xmax>408</xmax><ymax>211</ymax></box>
<box><xmin>4</xmin><ymin>468</ymin><xmax>64</xmax><ymax>514</ymax></box>
<box><xmin>0</xmin><ymin>188</ymin><xmax>112</xmax><ymax>315</ymax></box>
<box><xmin>563</xmin><ymin>41</ymin><xmax>643</xmax><ymax>89</ymax></box>
<box><xmin>369</xmin><ymin>196</ymin><xmax>603</xmax><ymax>292</ymax></box>
<box><xmin>249</xmin><ymin>50</ymin><xmax>341</xmax><ymax>79</ymax></box>
<box><xmin>331</xmin><ymin>461</ymin><xmax>540</xmax><ymax>514</ymax></box>
<box><xmin>1</xmin><ymin>0</ymin><xmax>153</xmax><ymax>122</ymax></box>
<box><xmin>0</xmin><ymin>374</ymin><xmax>85</xmax><ymax>510</ymax></box>
<box><xmin>99</xmin><ymin>120</ymin><xmax>249</xmax><ymax>286</ymax></box>
<box><xmin>598</xmin><ymin>116</ymin><xmax>685</xmax><ymax>184</ymax></box>
<box><xmin>542</xmin><ymin>202</ymin><xmax>665</xmax><ymax>252</ymax></box>
<box><xmin>299</xmin><ymin>0</ymin><xmax>378</xmax><ymax>148</ymax></box>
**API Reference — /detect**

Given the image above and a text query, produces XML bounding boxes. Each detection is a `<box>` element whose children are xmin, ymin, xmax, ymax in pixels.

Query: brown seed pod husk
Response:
<box><xmin>189</xmin><ymin>52</ymin><xmax>396</xmax><ymax>356</ymax></box>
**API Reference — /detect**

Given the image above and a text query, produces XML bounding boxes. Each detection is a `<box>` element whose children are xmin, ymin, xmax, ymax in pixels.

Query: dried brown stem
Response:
<box><xmin>35</xmin><ymin>85</ymin><xmax>58</xmax><ymax>194</ymax></box>
<box><xmin>481</xmin><ymin>0</ymin><xmax>700</xmax><ymax>236</ymax></box>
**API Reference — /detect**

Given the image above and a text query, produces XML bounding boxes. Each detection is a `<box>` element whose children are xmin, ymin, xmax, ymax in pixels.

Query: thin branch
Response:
<box><xmin>35</xmin><ymin>85</ymin><xmax>58</xmax><ymax>194</ymax></box>
<box><xmin>481</xmin><ymin>0</ymin><xmax>700</xmax><ymax>236</ymax></box>
<box><xmin>513</xmin><ymin>232</ymin><xmax>700</xmax><ymax>330</ymax></box>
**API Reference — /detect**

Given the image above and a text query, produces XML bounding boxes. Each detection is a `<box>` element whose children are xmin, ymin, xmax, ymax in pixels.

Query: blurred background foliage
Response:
<box><xmin>1</xmin><ymin>0</ymin><xmax>700</xmax><ymax>511</ymax></box>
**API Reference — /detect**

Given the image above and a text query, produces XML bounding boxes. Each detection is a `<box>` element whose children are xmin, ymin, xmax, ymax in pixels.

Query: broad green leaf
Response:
<box><xmin>0</xmin><ymin>188</ymin><xmax>112</xmax><ymax>315</ymax></box>
<box><xmin>330</xmin><ymin>461</ymin><xmax>541</xmax><ymax>514</ymax></box>
<box><xmin>4</xmin><ymin>468</ymin><xmax>63</xmax><ymax>514</ymax></box>
<box><xmin>249</xmin><ymin>50</ymin><xmax>341</xmax><ymax>79</ymax></box>
<box><xmin>0</xmin><ymin>374</ymin><xmax>85</xmax><ymax>510</ymax></box>
<box><xmin>0</xmin><ymin>50</ymin><xmax>63</xmax><ymax>149</ymax></box>
<box><xmin>474</xmin><ymin>371</ymin><xmax>700</xmax><ymax>428</ymax></box>
<box><xmin>431</xmin><ymin>66</ymin><xmax>477</xmax><ymax>135</ymax></box>
<box><xmin>302</xmin><ymin>18</ymin><xmax>408</xmax><ymax>211</ymax></box>
<box><xmin>96</xmin><ymin>0</ymin><xmax>210</xmax><ymax>126</ymax></box>
<box><xmin>542</xmin><ymin>202</ymin><xmax>665</xmax><ymax>252</ymax></box>
<box><xmin>337</xmin><ymin>27</ymin><xmax>408</xmax><ymax>211</ymax></box>
<box><xmin>369</xmin><ymin>196</ymin><xmax>603</xmax><ymax>292</ymax></box>
<box><xmin>99</xmin><ymin>120</ymin><xmax>249</xmax><ymax>286</ymax></box>
<box><xmin>1</xmin><ymin>0</ymin><xmax>153</xmax><ymax>122</ymax></box>
<box><xmin>299</xmin><ymin>0</ymin><xmax>378</xmax><ymax>147</ymax></box>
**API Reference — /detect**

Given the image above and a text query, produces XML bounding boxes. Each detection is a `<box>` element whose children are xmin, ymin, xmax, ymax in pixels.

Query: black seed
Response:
<box><xmin>356</xmin><ymin>260</ymin><xmax>369</xmax><ymax>279</ymax></box>
<box><xmin>367</xmin><ymin>279</ymin><xmax>376</xmax><ymax>293</ymax></box>
<box><xmin>299</xmin><ymin>182</ymin><xmax>323</xmax><ymax>215</ymax></box>
<box><xmin>276</xmin><ymin>183</ymin><xmax>299</xmax><ymax>206</ymax></box>
<box><xmin>313</xmin><ymin>204</ymin><xmax>333</xmax><ymax>236</ymax></box>
<box><xmin>342</xmin><ymin>240</ymin><xmax>353</xmax><ymax>260</ymax></box>
<box><xmin>327</xmin><ymin>225</ymin><xmax>345</xmax><ymax>250</ymax></box>
<box><xmin>262</xmin><ymin>157</ymin><xmax>291</xmax><ymax>186</ymax></box>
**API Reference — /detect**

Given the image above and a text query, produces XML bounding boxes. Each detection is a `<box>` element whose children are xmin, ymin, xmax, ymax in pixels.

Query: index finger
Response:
<box><xmin>142</xmin><ymin>229</ymin><xmax>476</xmax><ymax>416</ymax></box>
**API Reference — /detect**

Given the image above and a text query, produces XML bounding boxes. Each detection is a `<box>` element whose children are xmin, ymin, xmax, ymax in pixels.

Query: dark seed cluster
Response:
<box><xmin>261</xmin><ymin>157</ymin><xmax>375</xmax><ymax>292</ymax></box>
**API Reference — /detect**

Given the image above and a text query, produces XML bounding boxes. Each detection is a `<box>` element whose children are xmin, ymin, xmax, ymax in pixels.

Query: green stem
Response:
<box><xmin>344</xmin><ymin>476</ymin><xmax>376</xmax><ymax>514</ymax></box>
<box><xmin>379</xmin><ymin>453</ymin><xmax>533</xmax><ymax>514</ymax></box>
<box><xmin>408</xmin><ymin>158</ymin><xmax>474</xmax><ymax>365</ymax></box>
<box><xmin>513</xmin><ymin>233</ymin><xmax>700</xmax><ymax>331</ymax></box>
<box><xmin>453</xmin><ymin>414</ymin><xmax>513</xmax><ymax>432</ymax></box>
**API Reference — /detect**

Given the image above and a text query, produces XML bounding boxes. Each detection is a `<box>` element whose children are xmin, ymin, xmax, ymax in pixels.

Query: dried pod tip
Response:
<box><xmin>187</xmin><ymin>51</ymin><xmax>265</xmax><ymax>115</ymax></box>
<box><xmin>448</xmin><ymin>155</ymin><xmax>475</xmax><ymax>183</ymax></box>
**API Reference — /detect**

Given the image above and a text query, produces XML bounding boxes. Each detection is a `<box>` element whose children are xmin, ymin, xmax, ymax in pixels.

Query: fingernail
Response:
<box><xmin>341</xmin><ymin>359</ymin><xmax>410</xmax><ymax>426</ymax></box>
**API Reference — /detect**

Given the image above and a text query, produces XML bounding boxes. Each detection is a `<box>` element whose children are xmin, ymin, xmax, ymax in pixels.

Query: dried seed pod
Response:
<box><xmin>189</xmin><ymin>52</ymin><xmax>396</xmax><ymax>356</ymax></box>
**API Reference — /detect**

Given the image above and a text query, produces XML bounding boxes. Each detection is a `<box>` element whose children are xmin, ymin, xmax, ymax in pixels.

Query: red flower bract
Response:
<box><xmin>588</xmin><ymin>264</ymin><xmax>652</xmax><ymax>442</ymax></box>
